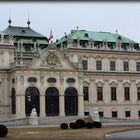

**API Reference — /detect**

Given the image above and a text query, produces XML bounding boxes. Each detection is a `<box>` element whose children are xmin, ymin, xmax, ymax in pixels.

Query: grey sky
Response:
<box><xmin>0</xmin><ymin>2</ymin><xmax>140</xmax><ymax>43</ymax></box>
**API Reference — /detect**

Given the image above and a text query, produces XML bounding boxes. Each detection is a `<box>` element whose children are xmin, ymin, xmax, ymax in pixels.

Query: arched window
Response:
<box><xmin>11</xmin><ymin>88</ymin><xmax>16</xmax><ymax>114</ymax></box>
<box><xmin>65</xmin><ymin>87</ymin><xmax>78</xmax><ymax>116</ymax></box>
<box><xmin>25</xmin><ymin>87</ymin><xmax>40</xmax><ymax>116</ymax></box>
<box><xmin>45</xmin><ymin>87</ymin><xmax>59</xmax><ymax>116</ymax></box>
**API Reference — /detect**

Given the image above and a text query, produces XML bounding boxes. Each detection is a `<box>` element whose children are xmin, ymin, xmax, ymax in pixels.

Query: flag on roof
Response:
<box><xmin>48</xmin><ymin>30</ymin><xmax>53</xmax><ymax>42</ymax></box>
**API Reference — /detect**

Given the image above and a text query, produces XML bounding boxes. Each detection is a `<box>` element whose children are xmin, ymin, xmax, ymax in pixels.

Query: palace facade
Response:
<box><xmin>0</xmin><ymin>21</ymin><xmax>140</xmax><ymax>121</ymax></box>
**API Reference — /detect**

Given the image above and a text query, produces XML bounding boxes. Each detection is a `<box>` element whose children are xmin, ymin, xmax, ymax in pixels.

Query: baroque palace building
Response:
<box><xmin>0</xmin><ymin>20</ymin><xmax>140</xmax><ymax>121</ymax></box>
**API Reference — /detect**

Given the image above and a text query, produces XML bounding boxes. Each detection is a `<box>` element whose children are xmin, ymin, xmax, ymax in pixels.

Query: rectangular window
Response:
<box><xmin>82</xmin><ymin>60</ymin><xmax>88</xmax><ymax>70</ymax></box>
<box><xmin>111</xmin><ymin>87</ymin><xmax>117</xmax><ymax>101</ymax></box>
<box><xmin>124</xmin><ymin>62</ymin><xmax>129</xmax><ymax>71</ymax></box>
<box><xmin>96</xmin><ymin>61</ymin><xmax>102</xmax><ymax>70</ymax></box>
<box><xmin>138</xmin><ymin>111</ymin><xmax>140</xmax><ymax>117</ymax></box>
<box><xmin>84</xmin><ymin>112</ymin><xmax>89</xmax><ymax>116</ymax></box>
<box><xmin>24</xmin><ymin>45</ymin><xmax>31</xmax><ymax>52</ymax></box>
<box><xmin>97</xmin><ymin>87</ymin><xmax>103</xmax><ymax>101</ymax></box>
<box><xmin>112</xmin><ymin>111</ymin><xmax>117</xmax><ymax>118</ymax></box>
<box><xmin>125</xmin><ymin>111</ymin><xmax>131</xmax><ymax>117</ymax></box>
<box><xmin>110</xmin><ymin>61</ymin><xmax>116</xmax><ymax>71</ymax></box>
<box><xmin>83</xmin><ymin>86</ymin><xmax>89</xmax><ymax>101</ymax></box>
<box><xmin>99</xmin><ymin>111</ymin><xmax>104</xmax><ymax>117</ymax></box>
<box><xmin>124</xmin><ymin>87</ymin><xmax>130</xmax><ymax>100</ymax></box>
<box><xmin>136</xmin><ymin>62</ymin><xmax>140</xmax><ymax>71</ymax></box>
<box><xmin>137</xmin><ymin>87</ymin><xmax>140</xmax><ymax>100</ymax></box>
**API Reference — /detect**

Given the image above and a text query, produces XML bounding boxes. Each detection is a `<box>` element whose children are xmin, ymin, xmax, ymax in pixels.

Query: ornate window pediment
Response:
<box><xmin>95</xmin><ymin>81</ymin><xmax>104</xmax><ymax>87</ymax></box>
<box><xmin>109</xmin><ymin>81</ymin><xmax>118</xmax><ymax>87</ymax></box>
<box><xmin>67</xmin><ymin>78</ymin><xmax>75</xmax><ymax>83</ymax></box>
<box><xmin>47</xmin><ymin>78</ymin><xmax>57</xmax><ymax>83</ymax></box>
<box><xmin>27</xmin><ymin>77</ymin><xmax>37</xmax><ymax>83</ymax></box>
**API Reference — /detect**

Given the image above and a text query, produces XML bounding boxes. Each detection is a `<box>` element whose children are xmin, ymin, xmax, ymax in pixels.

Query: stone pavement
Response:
<box><xmin>105</xmin><ymin>130</ymin><xmax>140</xmax><ymax>140</ymax></box>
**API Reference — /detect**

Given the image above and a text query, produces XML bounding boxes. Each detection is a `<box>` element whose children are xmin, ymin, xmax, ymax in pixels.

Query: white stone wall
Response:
<box><xmin>1</xmin><ymin>46</ymin><xmax>140</xmax><ymax>120</ymax></box>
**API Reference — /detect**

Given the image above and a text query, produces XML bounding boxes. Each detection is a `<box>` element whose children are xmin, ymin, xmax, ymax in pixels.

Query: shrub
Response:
<box><xmin>69</xmin><ymin>122</ymin><xmax>79</xmax><ymax>129</ymax></box>
<box><xmin>92</xmin><ymin>121</ymin><xmax>102</xmax><ymax>128</ymax></box>
<box><xmin>60</xmin><ymin>123</ymin><xmax>68</xmax><ymax>129</ymax></box>
<box><xmin>85</xmin><ymin>122</ymin><xmax>93</xmax><ymax>129</ymax></box>
<box><xmin>0</xmin><ymin>124</ymin><xmax>8</xmax><ymax>137</ymax></box>
<box><xmin>75</xmin><ymin>119</ymin><xmax>85</xmax><ymax>128</ymax></box>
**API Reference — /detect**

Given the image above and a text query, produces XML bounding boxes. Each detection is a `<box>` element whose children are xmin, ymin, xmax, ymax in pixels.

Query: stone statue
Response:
<box><xmin>29</xmin><ymin>108</ymin><xmax>38</xmax><ymax>125</ymax></box>
<box><xmin>30</xmin><ymin>108</ymin><xmax>37</xmax><ymax>117</ymax></box>
<box><xmin>89</xmin><ymin>107</ymin><xmax>100</xmax><ymax>122</ymax></box>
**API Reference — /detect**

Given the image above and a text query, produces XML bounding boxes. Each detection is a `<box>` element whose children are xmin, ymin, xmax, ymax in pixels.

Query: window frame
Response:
<box><xmin>125</xmin><ymin>111</ymin><xmax>131</xmax><ymax>117</ymax></box>
<box><xmin>97</xmin><ymin>87</ymin><xmax>103</xmax><ymax>101</ymax></box>
<box><xmin>110</xmin><ymin>61</ymin><xmax>116</xmax><ymax>71</ymax></box>
<box><xmin>124</xmin><ymin>87</ymin><xmax>130</xmax><ymax>101</ymax></box>
<box><xmin>96</xmin><ymin>60</ymin><xmax>102</xmax><ymax>70</ymax></box>
<box><xmin>83</xmin><ymin>86</ymin><xmax>89</xmax><ymax>101</ymax></box>
<box><xmin>123</xmin><ymin>61</ymin><xmax>129</xmax><ymax>71</ymax></box>
<box><xmin>82</xmin><ymin>60</ymin><xmax>88</xmax><ymax>70</ymax></box>
<box><xmin>136</xmin><ymin>62</ymin><xmax>140</xmax><ymax>71</ymax></box>
<box><xmin>111</xmin><ymin>87</ymin><xmax>117</xmax><ymax>101</ymax></box>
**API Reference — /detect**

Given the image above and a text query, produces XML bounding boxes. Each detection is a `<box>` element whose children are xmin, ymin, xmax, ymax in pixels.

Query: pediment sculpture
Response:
<box><xmin>41</xmin><ymin>51</ymin><xmax>61</xmax><ymax>67</ymax></box>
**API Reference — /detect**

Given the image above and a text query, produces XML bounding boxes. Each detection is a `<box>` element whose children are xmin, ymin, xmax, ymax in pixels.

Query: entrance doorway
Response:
<box><xmin>25</xmin><ymin>87</ymin><xmax>40</xmax><ymax>116</ymax></box>
<box><xmin>45</xmin><ymin>87</ymin><xmax>59</xmax><ymax>116</ymax></box>
<box><xmin>65</xmin><ymin>87</ymin><xmax>78</xmax><ymax>116</ymax></box>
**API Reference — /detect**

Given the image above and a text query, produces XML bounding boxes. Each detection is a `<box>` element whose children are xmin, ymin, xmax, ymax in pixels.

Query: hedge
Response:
<box><xmin>0</xmin><ymin>125</ymin><xmax>8</xmax><ymax>137</ymax></box>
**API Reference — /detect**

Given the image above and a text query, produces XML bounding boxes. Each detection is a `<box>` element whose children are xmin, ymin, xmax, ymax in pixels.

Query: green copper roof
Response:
<box><xmin>13</xmin><ymin>38</ymin><xmax>48</xmax><ymax>45</ymax></box>
<box><xmin>2</xmin><ymin>26</ymin><xmax>47</xmax><ymax>39</ymax></box>
<box><xmin>57</xmin><ymin>30</ymin><xmax>138</xmax><ymax>44</ymax></box>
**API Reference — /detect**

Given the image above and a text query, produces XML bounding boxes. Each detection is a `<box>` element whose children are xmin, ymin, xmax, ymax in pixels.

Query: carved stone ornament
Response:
<box><xmin>43</xmin><ymin>51</ymin><xmax>61</xmax><ymax>67</ymax></box>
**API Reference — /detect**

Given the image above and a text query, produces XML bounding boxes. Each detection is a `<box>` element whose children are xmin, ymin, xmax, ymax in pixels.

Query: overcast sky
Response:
<box><xmin>0</xmin><ymin>2</ymin><xmax>140</xmax><ymax>43</ymax></box>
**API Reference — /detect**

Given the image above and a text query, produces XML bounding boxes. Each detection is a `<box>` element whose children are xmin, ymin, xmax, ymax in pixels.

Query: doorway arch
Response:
<box><xmin>65</xmin><ymin>87</ymin><xmax>78</xmax><ymax>116</ymax></box>
<box><xmin>45</xmin><ymin>87</ymin><xmax>59</xmax><ymax>116</ymax></box>
<box><xmin>25</xmin><ymin>87</ymin><xmax>40</xmax><ymax>116</ymax></box>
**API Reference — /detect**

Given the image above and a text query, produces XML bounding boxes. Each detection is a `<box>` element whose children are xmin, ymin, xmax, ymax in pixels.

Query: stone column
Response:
<box><xmin>17</xmin><ymin>41</ymin><xmax>20</xmax><ymax>51</ymax></box>
<box><xmin>77</xmin><ymin>38</ymin><xmax>80</xmax><ymax>48</ymax></box>
<box><xmin>59</xmin><ymin>76</ymin><xmax>65</xmax><ymax>116</ymax></box>
<box><xmin>20</xmin><ymin>75</ymin><xmax>25</xmax><ymax>118</ymax></box>
<box><xmin>89</xmin><ymin>79</ymin><xmax>95</xmax><ymax>104</ymax></box>
<box><xmin>34</xmin><ymin>42</ymin><xmax>37</xmax><ymax>52</ymax></box>
<box><xmin>117</xmin><ymin>80</ymin><xmax>123</xmax><ymax>103</ymax></box>
<box><xmin>78</xmin><ymin>94</ymin><xmax>84</xmax><ymax>116</ymax></box>
<box><xmin>78</xmin><ymin>76</ymin><xmax>84</xmax><ymax>116</ymax></box>
<box><xmin>88</xmin><ymin>57</ymin><xmax>92</xmax><ymax>71</ymax></box>
<box><xmin>130</xmin><ymin>80</ymin><xmax>136</xmax><ymax>103</ymax></box>
<box><xmin>40</xmin><ymin>95</ymin><xmax>45</xmax><ymax>117</ymax></box>
<box><xmin>16</xmin><ymin>76</ymin><xmax>26</xmax><ymax>118</ymax></box>
<box><xmin>103</xmin><ymin>79</ymin><xmax>110</xmax><ymax>103</ymax></box>
<box><xmin>40</xmin><ymin>76</ymin><xmax>46</xmax><ymax>117</ymax></box>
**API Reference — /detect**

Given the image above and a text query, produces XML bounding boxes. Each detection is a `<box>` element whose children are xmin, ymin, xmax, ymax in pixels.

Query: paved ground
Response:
<box><xmin>105</xmin><ymin>130</ymin><xmax>140</xmax><ymax>140</ymax></box>
<box><xmin>1</xmin><ymin>124</ymin><xmax>140</xmax><ymax>140</ymax></box>
<box><xmin>6</xmin><ymin>122</ymin><xmax>140</xmax><ymax>128</ymax></box>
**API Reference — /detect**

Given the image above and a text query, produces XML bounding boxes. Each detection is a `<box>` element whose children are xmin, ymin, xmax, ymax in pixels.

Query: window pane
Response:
<box><xmin>136</xmin><ymin>62</ymin><xmax>140</xmax><ymax>71</ymax></box>
<box><xmin>111</xmin><ymin>87</ymin><xmax>116</xmax><ymax>100</ymax></box>
<box><xmin>138</xmin><ymin>111</ymin><xmax>140</xmax><ymax>117</ymax></box>
<box><xmin>99</xmin><ymin>111</ymin><xmax>104</xmax><ymax>117</ymax></box>
<box><xmin>97</xmin><ymin>87</ymin><xmax>103</xmax><ymax>101</ymax></box>
<box><xmin>84</xmin><ymin>112</ymin><xmax>89</xmax><ymax>116</ymax></box>
<box><xmin>82</xmin><ymin>60</ymin><xmax>88</xmax><ymax>70</ymax></box>
<box><xmin>110</xmin><ymin>61</ymin><xmax>116</xmax><ymax>71</ymax></box>
<box><xmin>11</xmin><ymin>88</ymin><xmax>16</xmax><ymax>114</ymax></box>
<box><xmin>124</xmin><ymin>87</ymin><xmax>130</xmax><ymax>100</ymax></box>
<box><xmin>112</xmin><ymin>111</ymin><xmax>117</xmax><ymax>117</ymax></box>
<box><xmin>137</xmin><ymin>87</ymin><xmax>140</xmax><ymax>100</ymax></box>
<box><xmin>83</xmin><ymin>86</ymin><xmax>89</xmax><ymax>101</ymax></box>
<box><xmin>96</xmin><ymin>61</ymin><xmax>102</xmax><ymax>70</ymax></box>
<box><xmin>125</xmin><ymin>111</ymin><xmax>131</xmax><ymax>117</ymax></box>
<box><xmin>124</xmin><ymin>62</ymin><xmax>129</xmax><ymax>71</ymax></box>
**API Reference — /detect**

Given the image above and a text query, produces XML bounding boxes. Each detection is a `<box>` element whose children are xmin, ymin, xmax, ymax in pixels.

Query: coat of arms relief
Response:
<box><xmin>41</xmin><ymin>51</ymin><xmax>61</xmax><ymax>67</ymax></box>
